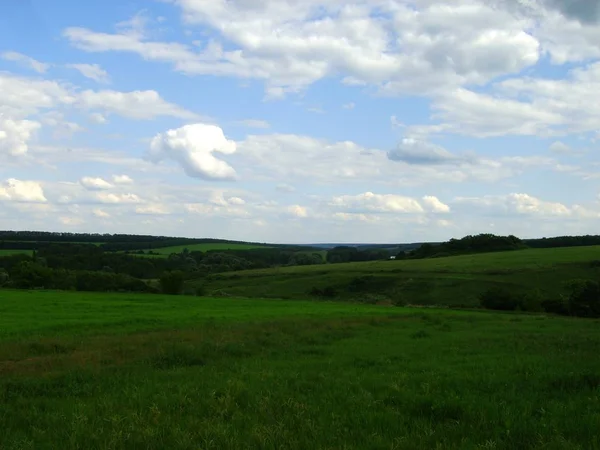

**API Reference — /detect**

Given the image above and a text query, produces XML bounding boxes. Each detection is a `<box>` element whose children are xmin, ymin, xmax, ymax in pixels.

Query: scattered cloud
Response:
<box><xmin>112</xmin><ymin>174</ymin><xmax>133</xmax><ymax>185</ymax></box>
<box><xmin>235</xmin><ymin>119</ymin><xmax>270</xmax><ymax>129</ymax></box>
<box><xmin>0</xmin><ymin>118</ymin><xmax>40</xmax><ymax>156</ymax></box>
<box><xmin>80</xmin><ymin>177</ymin><xmax>113</xmax><ymax>191</ymax></box>
<box><xmin>66</xmin><ymin>63</ymin><xmax>111</xmax><ymax>84</ymax></box>
<box><xmin>0</xmin><ymin>179</ymin><xmax>47</xmax><ymax>202</ymax></box>
<box><xmin>1</xmin><ymin>51</ymin><xmax>49</xmax><ymax>73</ymax></box>
<box><xmin>148</xmin><ymin>123</ymin><xmax>237</xmax><ymax>180</ymax></box>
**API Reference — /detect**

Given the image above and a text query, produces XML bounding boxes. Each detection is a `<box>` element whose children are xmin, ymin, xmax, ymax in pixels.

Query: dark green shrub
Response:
<box><xmin>541</xmin><ymin>298</ymin><xmax>569</xmax><ymax>316</ymax></box>
<box><xmin>479</xmin><ymin>287</ymin><xmax>521</xmax><ymax>311</ymax></box>
<box><xmin>160</xmin><ymin>270</ymin><xmax>185</xmax><ymax>295</ymax></box>
<box><xmin>566</xmin><ymin>280</ymin><xmax>600</xmax><ymax>318</ymax></box>
<box><xmin>520</xmin><ymin>289</ymin><xmax>544</xmax><ymax>312</ymax></box>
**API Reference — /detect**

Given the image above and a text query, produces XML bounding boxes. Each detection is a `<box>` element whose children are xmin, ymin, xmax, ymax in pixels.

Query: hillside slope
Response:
<box><xmin>194</xmin><ymin>246</ymin><xmax>600</xmax><ymax>306</ymax></box>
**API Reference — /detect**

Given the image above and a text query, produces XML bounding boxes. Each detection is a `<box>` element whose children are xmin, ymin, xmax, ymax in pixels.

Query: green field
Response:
<box><xmin>0</xmin><ymin>290</ymin><xmax>599</xmax><ymax>449</ymax></box>
<box><xmin>137</xmin><ymin>242</ymin><xmax>272</xmax><ymax>255</ymax></box>
<box><xmin>0</xmin><ymin>249</ymin><xmax>33</xmax><ymax>256</ymax></box>
<box><xmin>197</xmin><ymin>246</ymin><xmax>600</xmax><ymax>306</ymax></box>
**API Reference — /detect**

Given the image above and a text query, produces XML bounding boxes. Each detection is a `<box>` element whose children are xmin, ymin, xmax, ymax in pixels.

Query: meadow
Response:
<box><xmin>0</xmin><ymin>290</ymin><xmax>599</xmax><ymax>449</ymax></box>
<box><xmin>0</xmin><ymin>249</ymin><xmax>33</xmax><ymax>257</ymax></box>
<box><xmin>197</xmin><ymin>246</ymin><xmax>600</xmax><ymax>306</ymax></box>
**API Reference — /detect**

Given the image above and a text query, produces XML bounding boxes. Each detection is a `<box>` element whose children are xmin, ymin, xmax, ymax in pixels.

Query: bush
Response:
<box><xmin>520</xmin><ymin>289</ymin><xmax>544</xmax><ymax>312</ymax></box>
<box><xmin>566</xmin><ymin>280</ymin><xmax>600</xmax><ymax>318</ymax></box>
<box><xmin>160</xmin><ymin>270</ymin><xmax>185</xmax><ymax>295</ymax></box>
<box><xmin>0</xmin><ymin>269</ymin><xmax>8</xmax><ymax>286</ymax></box>
<box><xmin>541</xmin><ymin>298</ymin><xmax>569</xmax><ymax>316</ymax></box>
<box><xmin>479</xmin><ymin>287</ymin><xmax>521</xmax><ymax>311</ymax></box>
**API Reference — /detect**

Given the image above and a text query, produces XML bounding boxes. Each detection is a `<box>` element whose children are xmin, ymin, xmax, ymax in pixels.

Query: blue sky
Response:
<box><xmin>0</xmin><ymin>0</ymin><xmax>599</xmax><ymax>243</ymax></box>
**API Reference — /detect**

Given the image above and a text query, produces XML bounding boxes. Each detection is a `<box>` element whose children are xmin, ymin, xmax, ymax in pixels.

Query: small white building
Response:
<box><xmin>389</xmin><ymin>256</ymin><xmax>396</xmax><ymax>260</ymax></box>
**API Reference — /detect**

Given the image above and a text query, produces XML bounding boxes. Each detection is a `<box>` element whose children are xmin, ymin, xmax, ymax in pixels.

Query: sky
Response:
<box><xmin>0</xmin><ymin>0</ymin><xmax>599</xmax><ymax>244</ymax></box>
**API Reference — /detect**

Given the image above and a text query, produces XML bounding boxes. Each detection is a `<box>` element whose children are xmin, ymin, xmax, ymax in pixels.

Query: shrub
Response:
<box><xmin>479</xmin><ymin>287</ymin><xmax>521</xmax><ymax>311</ymax></box>
<box><xmin>520</xmin><ymin>289</ymin><xmax>544</xmax><ymax>312</ymax></box>
<box><xmin>160</xmin><ymin>270</ymin><xmax>185</xmax><ymax>295</ymax></box>
<box><xmin>0</xmin><ymin>269</ymin><xmax>8</xmax><ymax>286</ymax></box>
<box><xmin>541</xmin><ymin>298</ymin><xmax>569</xmax><ymax>316</ymax></box>
<box><xmin>566</xmin><ymin>280</ymin><xmax>600</xmax><ymax>318</ymax></box>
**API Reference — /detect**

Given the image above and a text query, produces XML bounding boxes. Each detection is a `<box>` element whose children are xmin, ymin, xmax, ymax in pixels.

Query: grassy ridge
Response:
<box><xmin>1</xmin><ymin>290</ymin><xmax>599</xmax><ymax>448</ymax></box>
<box><xmin>198</xmin><ymin>246</ymin><xmax>600</xmax><ymax>305</ymax></box>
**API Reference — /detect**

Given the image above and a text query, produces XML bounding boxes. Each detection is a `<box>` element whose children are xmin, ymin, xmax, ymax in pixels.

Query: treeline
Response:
<box><xmin>525</xmin><ymin>235</ymin><xmax>600</xmax><ymax>248</ymax></box>
<box><xmin>0</xmin><ymin>244</ymin><xmax>327</xmax><ymax>292</ymax></box>
<box><xmin>0</xmin><ymin>231</ymin><xmax>271</xmax><ymax>251</ymax></box>
<box><xmin>326</xmin><ymin>247</ymin><xmax>391</xmax><ymax>263</ymax></box>
<box><xmin>399</xmin><ymin>234</ymin><xmax>525</xmax><ymax>259</ymax></box>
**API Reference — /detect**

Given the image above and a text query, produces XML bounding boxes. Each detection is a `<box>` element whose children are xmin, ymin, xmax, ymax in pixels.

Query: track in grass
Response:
<box><xmin>0</xmin><ymin>290</ymin><xmax>599</xmax><ymax>449</ymax></box>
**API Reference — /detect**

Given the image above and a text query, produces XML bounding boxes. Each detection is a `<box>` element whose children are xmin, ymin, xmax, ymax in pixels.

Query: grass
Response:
<box><xmin>0</xmin><ymin>249</ymin><xmax>33</xmax><ymax>256</ymax></box>
<box><xmin>196</xmin><ymin>246</ymin><xmax>600</xmax><ymax>306</ymax></box>
<box><xmin>135</xmin><ymin>243</ymin><xmax>272</xmax><ymax>256</ymax></box>
<box><xmin>1</xmin><ymin>290</ymin><xmax>600</xmax><ymax>449</ymax></box>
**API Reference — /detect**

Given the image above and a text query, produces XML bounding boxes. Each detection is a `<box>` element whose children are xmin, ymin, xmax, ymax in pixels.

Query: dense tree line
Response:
<box><xmin>0</xmin><ymin>231</ymin><xmax>271</xmax><ymax>251</ymax></box>
<box><xmin>400</xmin><ymin>234</ymin><xmax>525</xmax><ymax>259</ymax></box>
<box><xmin>326</xmin><ymin>247</ymin><xmax>390</xmax><ymax>263</ymax></box>
<box><xmin>525</xmin><ymin>235</ymin><xmax>600</xmax><ymax>248</ymax></box>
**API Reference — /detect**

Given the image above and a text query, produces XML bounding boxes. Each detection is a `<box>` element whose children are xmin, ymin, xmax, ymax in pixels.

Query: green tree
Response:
<box><xmin>566</xmin><ymin>280</ymin><xmax>600</xmax><ymax>318</ymax></box>
<box><xmin>160</xmin><ymin>270</ymin><xmax>185</xmax><ymax>295</ymax></box>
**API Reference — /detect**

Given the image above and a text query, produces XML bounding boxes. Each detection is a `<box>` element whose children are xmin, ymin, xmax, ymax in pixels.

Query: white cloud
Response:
<box><xmin>454</xmin><ymin>193</ymin><xmax>572</xmax><ymax>216</ymax></box>
<box><xmin>0</xmin><ymin>179</ymin><xmax>47</xmax><ymax>202</ymax></box>
<box><xmin>95</xmin><ymin>192</ymin><xmax>142</xmax><ymax>204</ymax></box>
<box><xmin>422</xmin><ymin>196</ymin><xmax>451</xmax><ymax>213</ymax></box>
<box><xmin>1</xmin><ymin>51</ymin><xmax>49</xmax><ymax>73</ymax></box>
<box><xmin>78</xmin><ymin>89</ymin><xmax>198</xmax><ymax>120</ymax></box>
<box><xmin>287</xmin><ymin>205</ymin><xmax>308</xmax><ymax>218</ymax></box>
<box><xmin>112</xmin><ymin>174</ymin><xmax>133</xmax><ymax>185</ymax></box>
<box><xmin>92</xmin><ymin>208</ymin><xmax>110</xmax><ymax>218</ymax></box>
<box><xmin>66</xmin><ymin>63</ymin><xmax>111</xmax><ymax>84</ymax></box>
<box><xmin>388</xmin><ymin>138</ymin><xmax>468</xmax><ymax>165</ymax></box>
<box><xmin>135</xmin><ymin>203</ymin><xmax>170</xmax><ymax>215</ymax></box>
<box><xmin>330</xmin><ymin>192</ymin><xmax>424</xmax><ymax>214</ymax></box>
<box><xmin>236</xmin><ymin>119</ymin><xmax>270</xmax><ymax>129</ymax></box>
<box><xmin>342</xmin><ymin>102</ymin><xmax>355</xmax><ymax>110</ymax></box>
<box><xmin>89</xmin><ymin>113</ymin><xmax>108</xmax><ymax>124</ymax></box>
<box><xmin>64</xmin><ymin>2</ymin><xmax>541</xmax><ymax>96</ymax></box>
<box><xmin>148</xmin><ymin>123</ymin><xmax>237</xmax><ymax>180</ymax></box>
<box><xmin>80</xmin><ymin>177</ymin><xmax>113</xmax><ymax>191</ymax></box>
<box><xmin>0</xmin><ymin>117</ymin><xmax>40</xmax><ymax>155</ymax></box>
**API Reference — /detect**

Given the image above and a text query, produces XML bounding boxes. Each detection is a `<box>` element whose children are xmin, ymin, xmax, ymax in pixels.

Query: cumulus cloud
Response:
<box><xmin>422</xmin><ymin>196</ymin><xmax>451</xmax><ymax>213</ymax></box>
<box><xmin>388</xmin><ymin>138</ymin><xmax>468</xmax><ymax>165</ymax></box>
<box><xmin>0</xmin><ymin>179</ymin><xmax>47</xmax><ymax>202</ymax></box>
<box><xmin>454</xmin><ymin>193</ymin><xmax>572</xmax><ymax>216</ymax></box>
<box><xmin>148</xmin><ymin>123</ymin><xmax>237</xmax><ymax>180</ymax></box>
<box><xmin>63</xmin><ymin>2</ymin><xmax>541</xmax><ymax>96</ymax></box>
<box><xmin>287</xmin><ymin>205</ymin><xmax>308</xmax><ymax>218</ymax></box>
<box><xmin>78</xmin><ymin>89</ymin><xmax>197</xmax><ymax>120</ymax></box>
<box><xmin>236</xmin><ymin>119</ymin><xmax>270</xmax><ymax>129</ymax></box>
<box><xmin>135</xmin><ymin>203</ymin><xmax>170</xmax><ymax>215</ymax></box>
<box><xmin>112</xmin><ymin>174</ymin><xmax>133</xmax><ymax>185</ymax></box>
<box><xmin>0</xmin><ymin>117</ymin><xmax>40</xmax><ymax>155</ymax></box>
<box><xmin>80</xmin><ymin>177</ymin><xmax>113</xmax><ymax>191</ymax></box>
<box><xmin>330</xmin><ymin>192</ymin><xmax>424</xmax><ymax>214</ymax></box>
<box><xmin>66</xmin><ymin>63</ymin><xmax>111</xmax><ymax>84</ymax></box>
<box><xmin>92</xmin><ymin>208</ymin><xmax>110</xmax><ymax>218</ymax></box>
<box><xmin>1</xmin><ymin>51</ymin><xmax>49</xmax><ymax>73</ymax></box>
<box><xmin>89</xmin><ymin>113</ymin><xmax>108</xmax><ymax>124</ymax></box>
<box><xmin>95</xmin><ymin>192</ymin><xmax>142</xmax><ymax>204</ymax></box>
